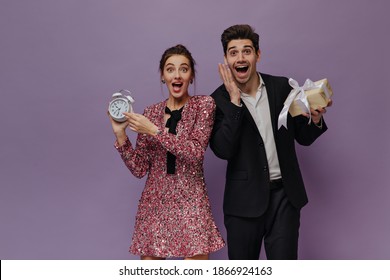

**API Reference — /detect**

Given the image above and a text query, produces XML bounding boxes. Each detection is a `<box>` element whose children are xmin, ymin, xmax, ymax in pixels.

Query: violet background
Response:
<box><xmin>1</xmin><ymin>0</ymin><xmax>389</xmax><ymax>260</ymax></box>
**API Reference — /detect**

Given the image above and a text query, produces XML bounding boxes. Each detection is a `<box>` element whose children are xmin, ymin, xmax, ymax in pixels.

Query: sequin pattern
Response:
<box><xmin>115</xmin><ymin>95</ymin><xmax>225</xmax><ymax>258</ymax></box>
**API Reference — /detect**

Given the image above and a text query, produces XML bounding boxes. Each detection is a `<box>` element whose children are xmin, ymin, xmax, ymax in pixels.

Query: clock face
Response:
<box><xmin>109</xmin><ymin>97</ymin><xmax>130</xmax><ymax>121</ymax></box>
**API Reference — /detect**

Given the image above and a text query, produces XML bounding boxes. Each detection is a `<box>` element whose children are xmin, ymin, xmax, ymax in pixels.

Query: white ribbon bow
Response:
<box><xmin>277</xmin><ymin>78</ymin><xmax>315</xmax><ymax>129</ymax></box>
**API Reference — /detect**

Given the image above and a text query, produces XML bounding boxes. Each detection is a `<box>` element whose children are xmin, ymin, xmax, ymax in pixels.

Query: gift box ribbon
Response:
<box><xmin>277</xmin><ymin>78</ymin><xmax>331</xmax><ymax>129</ymax></box>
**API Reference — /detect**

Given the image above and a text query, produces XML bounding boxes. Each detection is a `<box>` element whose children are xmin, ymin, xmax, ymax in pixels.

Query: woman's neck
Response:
<box><xmin>167</xmin><ymin>94</ymin><xmax>190</xmax><ymax>110</ymax></box>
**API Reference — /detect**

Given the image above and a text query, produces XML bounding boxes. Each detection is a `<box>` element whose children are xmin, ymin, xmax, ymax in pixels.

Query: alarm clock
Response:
<box><xmin>108</xmin><ymin>89</ymin><xmax>135</xmax><ymax>122</ymax></box>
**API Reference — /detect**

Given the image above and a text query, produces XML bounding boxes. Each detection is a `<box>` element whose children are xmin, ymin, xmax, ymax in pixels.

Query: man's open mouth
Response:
<box><xmin>235</xmin><ymin>65</ymin><xmax>249</xmax><ymax>73</ymax></box>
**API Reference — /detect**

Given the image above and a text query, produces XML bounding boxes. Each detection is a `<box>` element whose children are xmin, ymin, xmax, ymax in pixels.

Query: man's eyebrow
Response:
<box><xmin>227</xmin><ymin>45</ymin><xmax>254</xmax><ymax>52</ymax></box>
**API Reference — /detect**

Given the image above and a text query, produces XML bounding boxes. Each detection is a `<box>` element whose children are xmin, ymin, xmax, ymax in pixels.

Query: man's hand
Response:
<box><xmin>218</xmin><ymin>63</ymin><xmax>241</xmax><ymax>106</ymax></box>
<box><xmin>302</xmin><ymin>99</ymin><xmax>333</xmax><ymax>124</ymax></box>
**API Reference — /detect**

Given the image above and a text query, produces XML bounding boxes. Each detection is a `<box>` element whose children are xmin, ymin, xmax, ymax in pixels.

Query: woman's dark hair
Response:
<box><xmin>159</xmin><ymin>44</ymin><xmax>196</xmax><ymax>79</ymax></box>
<box><xmin>221</xmin><ymin>24</ymin><xmax>260</xmax><ymax>55</ymax></box>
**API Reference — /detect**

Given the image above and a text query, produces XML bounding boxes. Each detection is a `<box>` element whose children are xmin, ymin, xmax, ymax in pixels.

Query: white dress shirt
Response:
<box><xmin>240</xmin><ymin>74</ymin><xmax>282</xmax><ymax>181</ymax></box>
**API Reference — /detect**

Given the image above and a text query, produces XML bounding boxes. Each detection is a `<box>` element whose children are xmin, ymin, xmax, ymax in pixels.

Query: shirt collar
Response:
<box><xmin>258</xmin><ymin>73</ymin><xmax>265</xmax><ymax>89</ymax></box>
<box><xmin>241</xmin><ymin>73</ymin><xmax>265</xmax><ymax>97</ymax></box>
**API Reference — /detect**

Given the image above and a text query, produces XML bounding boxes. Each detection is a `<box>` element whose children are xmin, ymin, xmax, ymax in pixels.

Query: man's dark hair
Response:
<box><xmin>221</xmin><ymin>24</ymin><xmax>260</xmax><ymax>55</ymax></box>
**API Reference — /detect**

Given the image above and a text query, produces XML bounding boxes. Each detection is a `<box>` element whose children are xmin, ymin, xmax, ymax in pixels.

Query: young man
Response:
<box><xmin>210</xmin><ymin>24</ymin><xmax>331</xmax><ymax>260</ymax></box>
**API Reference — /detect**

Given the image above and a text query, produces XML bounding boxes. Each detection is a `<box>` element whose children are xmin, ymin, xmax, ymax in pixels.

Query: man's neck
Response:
<box><xmin>237</xmin><ymin>73</ymin><xmax>260</xmax><ymax>97</ymax></box>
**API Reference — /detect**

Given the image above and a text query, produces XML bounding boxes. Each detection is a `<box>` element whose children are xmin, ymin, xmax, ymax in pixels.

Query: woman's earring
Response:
<box><xmin>161</xmin><ymin>79</ymin><xmax>165</xmax><ymax>84</ymax></box>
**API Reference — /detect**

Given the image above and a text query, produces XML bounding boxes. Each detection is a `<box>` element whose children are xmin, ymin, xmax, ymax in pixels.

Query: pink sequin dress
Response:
<box><xmin>115</xmin><ymin>95</ymin><xmax>225</xmax><ymax>258</ymax></box>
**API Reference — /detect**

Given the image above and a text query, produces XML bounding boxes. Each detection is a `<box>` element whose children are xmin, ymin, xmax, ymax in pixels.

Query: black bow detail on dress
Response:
<box><xmin>165</xmin><ymin>106</ymin><xmax>183</xmax><ymax>174</ymax></box>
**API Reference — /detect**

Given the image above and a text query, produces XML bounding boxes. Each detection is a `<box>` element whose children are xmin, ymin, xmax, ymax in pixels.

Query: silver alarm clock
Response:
<box><xmin>108</xmin><ymin>89</ymin><xmax>135</xmax><ymax>122</ymax></box>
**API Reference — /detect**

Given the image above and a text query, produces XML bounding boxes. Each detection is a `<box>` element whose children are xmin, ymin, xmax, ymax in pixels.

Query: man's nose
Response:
<box><xmin>237</xmin><ymin>52</ymin><xmax>244</xmax><ymax>61</ymax></box>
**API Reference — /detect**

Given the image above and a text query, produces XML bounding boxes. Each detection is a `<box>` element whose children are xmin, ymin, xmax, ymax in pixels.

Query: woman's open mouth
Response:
<box><xmin>172</xmin><ymin>82</ymin><xmax>183</xmax><ymax>92</ymax></box>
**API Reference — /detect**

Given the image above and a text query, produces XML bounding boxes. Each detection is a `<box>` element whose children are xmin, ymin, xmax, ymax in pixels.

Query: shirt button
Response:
<box><xmin>263</xmin><ymin>166</ymin><xmax>268</xmax><ymax>171</ymax></box>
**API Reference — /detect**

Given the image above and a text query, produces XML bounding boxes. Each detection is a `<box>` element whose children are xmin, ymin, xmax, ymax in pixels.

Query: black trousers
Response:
<box><xmin>224</xmin><ymin>186</ymin><xmax>301</xmax><ymax>260</ymax></box>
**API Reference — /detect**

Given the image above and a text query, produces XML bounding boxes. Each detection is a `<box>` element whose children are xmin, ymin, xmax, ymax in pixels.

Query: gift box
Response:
<box><xmin>288</xmin><ymin>78</ymin><xmax>333</xmax><ymax>117</ymax></box>
<box><xmin>278</xmin><ymin>78</ymin><xmax>333</xmax><ymax>129</ymax></box>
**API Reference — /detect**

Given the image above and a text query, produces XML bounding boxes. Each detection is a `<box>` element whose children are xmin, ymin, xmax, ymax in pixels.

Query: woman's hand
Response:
<box><xmin>124</xmin><ymin>112</ymin><xmax>159</xmax><ymax>136</ymax></box>
<box><xmin>108</xmin><ymin>111</ymin><xmax>128</xmax><ymax>145</ymax></box>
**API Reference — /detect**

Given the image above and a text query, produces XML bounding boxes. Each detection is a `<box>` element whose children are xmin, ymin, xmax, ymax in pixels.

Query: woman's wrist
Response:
<box><xmin>115</xmin><ymin>132</ymin><xmax>128</xmax><ymax>146</ymax></box>
<box><xmin>152</xmin><ymin>126</ymin><xmax>161</xmax><ymax>136</ymax></box>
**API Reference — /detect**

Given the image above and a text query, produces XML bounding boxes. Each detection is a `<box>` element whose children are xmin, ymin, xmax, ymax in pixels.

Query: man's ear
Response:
<box><xmin>257</xmin><ymin>49</ymin><xmax>261</xmax><ymax>62</ymax></box>
<box><xmin>224</xmin><ymin>56</ymin><xmax>228</xmax><ymax>65</ymax></box>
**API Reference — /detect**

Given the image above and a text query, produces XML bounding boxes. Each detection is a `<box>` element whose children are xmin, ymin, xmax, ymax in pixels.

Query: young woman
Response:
<box><xmin>109</xmin><ymin>44</ymin><xmax>224</xmax><ymax>260</ymax></box>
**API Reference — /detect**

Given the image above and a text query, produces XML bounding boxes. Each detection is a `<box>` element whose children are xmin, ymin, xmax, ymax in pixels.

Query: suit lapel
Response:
<box><xmin>261</xmin><ymin>73</ymin><xmax>278</xmax><ymax>135</ymax></box>
<box><xmin>242</xmin><ymin>102</ymin><xmax>260</xmax><ymax>135</ymax></box>
<box><xmin>220</xmin><ymin>85</ymin><xmax>260</xmax><ymax>136</ymax></box>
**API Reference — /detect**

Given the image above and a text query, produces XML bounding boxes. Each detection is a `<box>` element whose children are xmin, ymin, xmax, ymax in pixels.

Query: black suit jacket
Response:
<box><xmin>210</xmin><ymin>73</ymin><xmax>327</xmax><ymax>217</ymax></box>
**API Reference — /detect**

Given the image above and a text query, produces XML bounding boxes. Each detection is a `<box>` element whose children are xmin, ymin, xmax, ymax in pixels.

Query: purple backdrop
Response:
<box><xmin>1</xmin><ymin>0</ymin><xmax>389</xmax><ymax>260</ymax></box>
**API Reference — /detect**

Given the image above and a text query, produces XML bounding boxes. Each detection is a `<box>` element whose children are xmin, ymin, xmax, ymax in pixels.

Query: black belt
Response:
<box><xmin>269</xmin><ymin>178</ymin><xmax>283</xmax><ymax>190</ymax></box>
